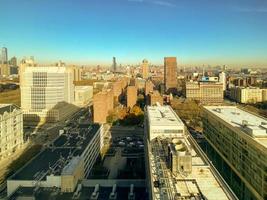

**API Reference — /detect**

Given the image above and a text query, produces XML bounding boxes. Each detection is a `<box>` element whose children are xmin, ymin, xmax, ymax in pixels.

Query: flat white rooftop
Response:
<box><xmin>148</xmin><ymin>137</ymin><xmax>231</xmax><ymax>200</ymax></box>
<box><xmin>25</xmin><ymin>66</ymin><xmax>70</xmax><ymax>73</ymax></box>
<box><xmin>147</xmin><ymin>105</ymin><xmax>183</xmax><ymax>126</ymax></box>
<box><xmin>204</xmin><ymin>106</ymin><xmax>267</xmax><ymax>148</ymax></box>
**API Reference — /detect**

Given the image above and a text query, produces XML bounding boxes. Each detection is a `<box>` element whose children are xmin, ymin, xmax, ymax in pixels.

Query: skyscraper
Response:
<box><xmin>112</xmin><ymin>57</ymin><xmax>117</xmax><ymax>72</ymax></box>
<box><xmin>1</xmin><ymin>47</ymin><xmax>8</xmax><ymax>64</ymax></box>
<box><xmin>164</xmin><ymin>57</ymin><xmax>177</xmax><ymax>93</ymax></box>
<box><xmin>142</xmin><ymin>59</ymin><xmax>149</xmax><ymax>79</ymax></box>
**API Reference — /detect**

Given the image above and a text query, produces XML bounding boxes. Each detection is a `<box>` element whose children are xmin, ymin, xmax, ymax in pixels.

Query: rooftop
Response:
<box><xmin>147</xmin><ymin>105</ymin><xmax>183</xmax><ymax>127</ymax></box>
<box><xmin>204</xmin><ymin>106</ymin><xmax>267</xmax><ymax>148</ymax></box>
<box><xmin>24</xmin><ymin>66</ymin><xmax>71</xmax><ymax>73</ymax></box>
<box><xmin>148</xmin><ymin>137</ymin><xmax>231</xmax><ymax>200</ymax></box>
<box><xmin>10</xmin><ymin>124</ymin><xmax>100</xmax><ymax>181</ymax></box>
<box><xmin>8</xmin><ymin>186</ymin><xmax>148</xmax><ymax>200</ymax></box>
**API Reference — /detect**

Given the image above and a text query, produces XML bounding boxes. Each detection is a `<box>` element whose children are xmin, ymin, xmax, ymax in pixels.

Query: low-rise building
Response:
<box><xmin>186</xmin><ymin>81</ymin><xmax>223</xmax><ymax>104</ymax></box>
<box><xmin>74</xmin><ymin>86</ymin><xmax>93</xmax><ymax>107</ymax></box>
<box><xmin>147</xmin><ymin>90</ymin><xmax>163</xmax><ymax>106</ymax></box>
<box><xmin>7</xmin><ymin>124</ymin><xmax>103</xmax><ymax>196</ymax></box>
<box><xmin>0</xmin><ymin>104</ymin><xmax>24</xmax><ymax>160</ymax></box>
<box><xmin>146</xmin><ymin>105</ymin><xmax>184</xmax><ymax>141</ymax></box>
<box><xmin>229</xmin><ymin>87</ymin><xmax>267</xmax><ymax>103</ymax></box>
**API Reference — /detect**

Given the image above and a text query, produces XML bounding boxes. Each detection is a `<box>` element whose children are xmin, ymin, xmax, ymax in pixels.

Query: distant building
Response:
<box><xmin>141</xmin><ymin>59</ymin><xmax>149</xmax><ymax>79</ymax></box>
<box><xmin>186</xmin><ymin>81</ymin><xmax>224</xmax><ymax>104</ymax></box>
<box><xmin>9</xmin><ymin>56</ymin><xmax>17</xmax><ymax>66</ymax></box>
<box><xmin>93</xmin><ymin>89</ymin><xmax>113</xmax><ymax>123</ymax></box>
<box><xmin>74</xmin><ymin>86</ymin><xmax>93</xmax><ymax>107</ymax></box>
<box><xmin>112</xmin><ymin>80</ymin><xmax>123</xmax><ymax>102</ymax></box>
<box><xmin>1</xmin><ymin>47</ymin><xmax>8</xmax><ymax>64</ymax></box>
<box><xmin>203</xmin><ymin>106</ymin><xmax>267</xmax><ymax>200</ymax></box>
<box><xmin>0</xmin><ymin>104</ymin><xmax>24</xmax><ymax>160</ymax></box>
<box><xmin>0</xmin><ymin>64</ymin><xmax>10</xmax><ymax>77</ymax></box>
<box><xmin>71</xmin><ymin>66</ymin><xmax>82</xmax><ymax>82</ymax></box>
<box><xmin>21</xmin><ymin>66</ymin><xmax>77</xmax><ymax>122</ymax></box>
<box><xmin>164</xmin><ymin>57</ymin><xmax>177</xmax><ymax>93</ymax></box>
<box><xmin>147</xmin><ymin>90</ymin><xmax>163</xmax><ymax>106</ymax></box>
<box><xmin>127</xmin><ymin>86</ymin><xmax>137</xmax><ymax>108</ymax></box>
<box><xmin>229</xmin><ymin>87</ymin><xmax>267</xmax><ymax>103</ymax></box>
<box><xmin>219</xmin><ymin>72</ymin><xmax>226</xmax><ymax>91</ymax></box>
<box><xmin>112</xmin><ymin>57</ymin><xmax>117</xmax><ymax>72</ymax></box>
<box><xmin>145</xmin><ymin>80</ymin><xmax>154</xmax><ymax>96</ymax></box>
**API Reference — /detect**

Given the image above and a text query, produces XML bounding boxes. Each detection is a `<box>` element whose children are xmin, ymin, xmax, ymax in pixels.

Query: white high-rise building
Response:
<box><xmin>219</xmin><ymin>71</ymin><xmax>226</xmax><ymax>91</ymax></box>
<box><xmin>21</xmin><ymin>66</ymin><xmax>77</xmax><ymax>122</ymax></box>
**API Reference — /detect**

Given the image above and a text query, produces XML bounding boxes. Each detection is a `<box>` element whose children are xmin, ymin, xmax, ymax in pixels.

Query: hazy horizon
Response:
<box><xmin>1</xmin><ymin>0</ymin><xmax>267</xmax><ymax>68</ymax></box>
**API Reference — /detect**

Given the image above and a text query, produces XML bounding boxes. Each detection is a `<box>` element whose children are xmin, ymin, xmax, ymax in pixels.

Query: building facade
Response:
<box><xmin>127</xmin><ymin>86</ymin><xmax>137</xmax><ymax>108</ymax></box>
<box><xmin>74</xmin><ymin>86</ymin><xmax>93</xmax><ymax>107</ymax></box>
<box><xmin>203</xmin><ymin>106</ymin><xmax>267</xmax><ymax>200</ymax></box>
<box><xmin>186</xmin><ymin>81</ymin><xmax>223</xmax><ymax>104</ymax></box>
<box><xmin>229</xmin><ymin>87</ymin><xmax>267</xmax><ymax>103</ymax></box>
<box><xmin>142</xmin><ymin>59</ymin><xmax>149</xmax><ymax>79</ymax></box>
<box><xmin>0</xmin><ymin>104</ymin><xmax>24</xmax><ymax>160</ymax></box>
<box><xmin>164</xmin><ymin>57</ymin><xmax>177</xmax><ymax>92</ymax></box>
<box><xmin>21</xmin><ymin>66</ymin><xmax>77</xmax><ymax>122</ymax></box>
<box><xmin>145</xmin><ymin>80</ymin><xmax>154</xmax><ymax>96</ymax></box>
<box><xmin>147</xmin><ymin>90</ymin><xmax>163</xmax><ymax>106</ymax></box>
<box><xmin>93</xmin><ymin>89</ymin><xmax>114</xmax><ymax>123</ymax></box>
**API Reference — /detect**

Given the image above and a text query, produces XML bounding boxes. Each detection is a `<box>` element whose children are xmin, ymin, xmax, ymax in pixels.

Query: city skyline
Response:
<box><xmin>1</xmin><ymin>0</ymin><xmax>267</xmax><ymax>67</ymax></box>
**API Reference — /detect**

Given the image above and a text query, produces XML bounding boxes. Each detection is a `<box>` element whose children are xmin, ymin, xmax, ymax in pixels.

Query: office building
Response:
<box><xmin>127</xmin><ymin>86</ymin><xmax>137</xmax><ymax>108</ymax></box>
<box><xmin>20</xmin><ymin>66</ymin><xmax>77</xmax><ymax>122</ymax></box>
<box><xmin>7</xmin><ymin>124</ymin><xmax>104</xmax><ymax>196</ymax></box>
<box><xmin>74</xmin><ymin>86</ymin><xmax>93</xmax><ymax>107</ymax></box>
<box><xmin>186</xmin><ymin>81</ymin><xmax>224</xmax><ymax>104</ymax></box>
<box><xmin>93</xmin><ymin>89</ymin><xmax>114</xmax><ymax>123</ymax></box>
<box><xmin>229</xmin><ymin>87</ymin><xmax>266</xmax><ymax>103</ymax></box>
<box><xmin>164</xmin><ymin>57</ymin><xmax>177</xmax><ymax>93</ymax></box>
<box><xmin>1</xmin><ymin>47</ymin><xmax>8</xmax><ymax>64</ymax></box>
<box><xmin>145</xmin><ymin>105</ymin><xmax>233</xmax><ymax>200</ymax></box>
<box><xmin>142</xmin><ymin>59</ymin><xmax>149</xmax><ymax>79</ymax></box>
<box><xmin>203</xmin><ymin>106</ymin><xmax>267</xmax><ymax>200</ymax></box>
<box><xmin>0</xmin><ymin>104</ymin><xmax>24</xmax><ymax>160</ymax></box>
<box><xmin>145</xmin><ymin>80</ymin><xmax>154</xmax><ymax>96</ymax></box>
<box><xmin>147</xmin><ymin>90</ymin><xmax>163</xmax><ymax>106</ymax></box>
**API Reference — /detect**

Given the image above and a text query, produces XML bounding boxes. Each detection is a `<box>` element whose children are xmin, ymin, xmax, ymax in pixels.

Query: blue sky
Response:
<box><xmin>0</xmin><ymin>0</ymin><xmax>267</xmax><ymax>67</ymax></box>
